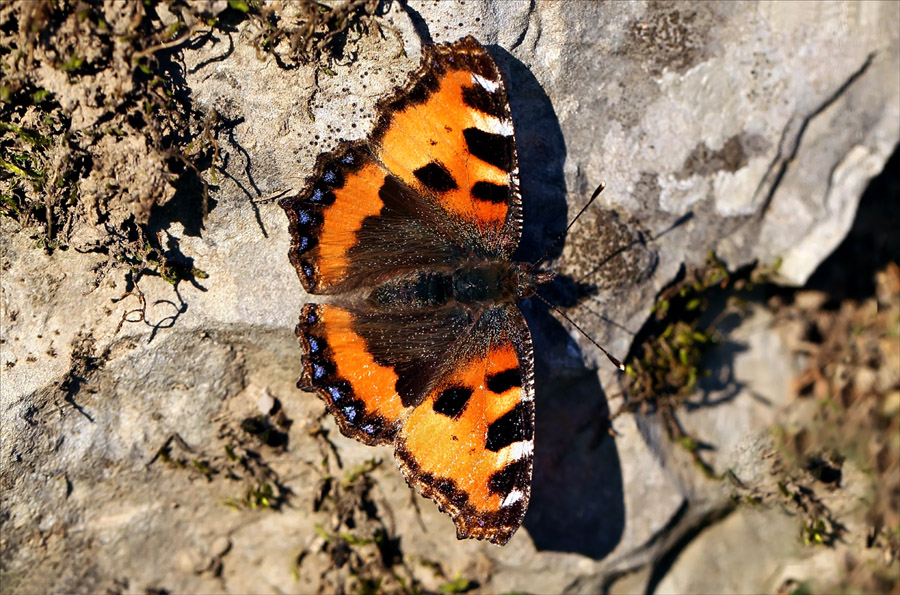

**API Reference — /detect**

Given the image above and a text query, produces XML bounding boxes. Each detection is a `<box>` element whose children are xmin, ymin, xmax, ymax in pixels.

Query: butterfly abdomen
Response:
<box><xmin>368</xmin><ymin>271</ymin><xmax>453</xmax><ymax>309</ymax></box>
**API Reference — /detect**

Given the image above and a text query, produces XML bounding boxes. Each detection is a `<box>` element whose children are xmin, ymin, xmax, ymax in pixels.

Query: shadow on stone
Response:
<box><xmin>806</xmin><ymin>144</ymin><xmax>900</xmax><ymax>302</ymax></box>
<box><xmin>492</xmin><ymin>44</ymin><xmax>626</xmax><ymax>560</ymax></box>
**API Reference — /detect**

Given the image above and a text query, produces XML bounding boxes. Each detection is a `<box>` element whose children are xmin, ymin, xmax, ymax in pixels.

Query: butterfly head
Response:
<box><xmin>513</xmin><ymin>262</ymin><xmax>555</xmax><ymax>300</ymax></box>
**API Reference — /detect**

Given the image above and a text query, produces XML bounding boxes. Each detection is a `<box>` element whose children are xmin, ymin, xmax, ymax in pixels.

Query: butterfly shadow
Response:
<box><xmin>491</xmin><ymin>45</ymin><xmax>626</xmax><ymax>560</ymax></box>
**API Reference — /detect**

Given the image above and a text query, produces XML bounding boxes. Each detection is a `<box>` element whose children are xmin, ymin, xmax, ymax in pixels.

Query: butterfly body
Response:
<box><xmin>282</xmin><ymin>37</ymin><xmax>542</xmax><ymax>545</ymax></box>
<box><xmin>369</xmin><ymin>260</ymin><xmax>548</xmax><ymax>311</ymax></box>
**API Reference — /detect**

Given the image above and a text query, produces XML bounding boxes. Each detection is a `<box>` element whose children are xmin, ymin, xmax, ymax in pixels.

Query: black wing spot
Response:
<box><xmin>488</xmin><ymin>458</ymin><xmax>530</xmax><ymax>495</ymax></box>
<box><xmin>462</xmin><ymin>84</ymin><xmax>506</xmax><ymax>120</ymax></box>
<box><xmin>414</xmin><ymin>161</ymin><xmax>458</xmax><ymax>193</ymax></box>
<box><xmin>471</xmin><ymin>181</ymin><xmax>509</xmax><ymax>205</ymax></box>
<box><xmin>486</xmin><ymin>368</ymin><xmax>521</xmax><ymax>394</ymax></box>
<box><xmin>432</xmin><ymin>385</ymin><xmax>473</xmax><ymax>418</ymax></box>
<box><xmin>463</xmin><ymin>128</ymin><xmax>513</xmax><ymax>172</ymax></box>
<box><xmin>406</xmin><ymin>70</ymin><xmax>441</xmax><ymax>105</ymax></box>
<box><xmin>485</xmin><ymin>402</ymin><xmax>532</xmax><ymax>452</ymax></box>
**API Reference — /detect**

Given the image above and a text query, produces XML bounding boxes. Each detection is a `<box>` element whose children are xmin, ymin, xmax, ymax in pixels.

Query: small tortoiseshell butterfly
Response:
<box><xmin>280</xmin><ymin>36</ymin><xmax>553</xmax><ymax>545</ymax></box>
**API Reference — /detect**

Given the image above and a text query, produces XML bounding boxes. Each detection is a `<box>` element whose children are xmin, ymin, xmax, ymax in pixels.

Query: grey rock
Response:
<box><xmin>2</xmin><ymin>1</ymin><xmax>897</xmax><ymax>593</ymax></box>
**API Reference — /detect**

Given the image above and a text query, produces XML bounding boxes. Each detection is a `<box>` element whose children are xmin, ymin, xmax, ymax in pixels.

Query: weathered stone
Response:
<box><xmin>2</xmin><ymin>1</ymin><xmax>897</xmax><ymax>593</ymax></box>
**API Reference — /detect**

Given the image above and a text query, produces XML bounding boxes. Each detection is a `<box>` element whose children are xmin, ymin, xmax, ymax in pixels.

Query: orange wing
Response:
<box><xmin>395</xmin><ymin>306</ymin><xmax>535</xmax><ymax>545</ymax></box>
<box><xmin>297</xmin><ymin>303</ymin><xmax>409</xmax><ymax>444</ymax></box>
<box><xmin>296</xmin><ymin>301</ymin><xmax>477</xmax><ymax>445</ymax></box>
<box><xmin>371</xmin><ymin>36</ymin><xmax>522</xmax><ymax>257</ymax></box>
<box><xmin>280</xmin><ymin>37</ymin><xmax>521</xmax><ymax>295</ymax></box>
<box><xmin>299</xmin><ymin>301</ymin><xmax>535</xmax><ymax>544</ymax></box>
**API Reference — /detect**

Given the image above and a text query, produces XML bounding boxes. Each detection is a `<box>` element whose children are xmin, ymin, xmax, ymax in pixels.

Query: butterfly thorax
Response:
<box><xmin>367</xmin><ymin>261</ymin><xmax>550</xmax><ymax>311</ymax></box>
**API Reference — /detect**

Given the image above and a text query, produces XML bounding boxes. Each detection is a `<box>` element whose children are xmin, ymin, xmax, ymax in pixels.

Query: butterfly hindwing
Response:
<box><xmin>395</xmin><ymin>306</ymin><xmax>535</xmax><ymax>545</ymax></box>
<box><xmin>299</xmin><ymin>301</ymin><xmax>479</xmax><ymax>443</ymax></box>
<box><xmin>299</xmin><ymin>302</ymin><xmax>535</xmax><ymax>544</ymax></box>
<box><xmin>297</xmin><ymin>303</ymin><xmax>411</xmax><ymax>444</ymax></box>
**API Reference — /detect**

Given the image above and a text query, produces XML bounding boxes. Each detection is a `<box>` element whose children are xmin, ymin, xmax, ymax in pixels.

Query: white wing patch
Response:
<box><xmin>470</xmin><ymin>111</ymin><xmax>514</xmax><ymax>138</ymax></box>
<box><xmin>505</xmin><ymin>440</ymin><xmax>533</xmax><ymax>462</ymax></box>
<box><xmin>472</xmin><ymin>72</ymin><xmax>500</xmax><ymax>93</ymax></box>
<box><xmin>502</xmin><ymin>489</ymin><xmax>525</xmax><ymax>508</ymax></box>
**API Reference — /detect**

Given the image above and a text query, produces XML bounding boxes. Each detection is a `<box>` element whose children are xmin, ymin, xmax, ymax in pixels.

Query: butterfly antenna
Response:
<box><xmin>533</xmin><ymin>183</ymin><xmax>605</xmax><ymax>267</ymax></box>
<box><xmin>573</xmin><ymin>210</ymin><xmax>694</xmax><ymax>285</ymax></box>
<box><xmin>535</xmin><ymin>292</ymin><xmax>625</xmax><ymax>371</ymax></box>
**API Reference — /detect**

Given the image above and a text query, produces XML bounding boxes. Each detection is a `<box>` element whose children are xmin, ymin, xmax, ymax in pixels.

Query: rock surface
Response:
<box><xmin>2</xmin><ymin>1</ymin><xmax>897</xmax><ymax>593</ymax></box>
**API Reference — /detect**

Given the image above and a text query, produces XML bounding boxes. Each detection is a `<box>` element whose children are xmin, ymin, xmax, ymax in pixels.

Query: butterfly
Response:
<box><xmin>280</xmin><ymin>36</ymin><xmax>554</xmax><ymax>545</ymax></box>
